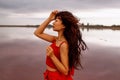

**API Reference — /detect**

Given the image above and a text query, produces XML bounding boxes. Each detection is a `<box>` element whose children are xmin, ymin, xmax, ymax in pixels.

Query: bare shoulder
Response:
<box><xmin>60</xmin><ymin>41</ymin><xmax>68</xmax><ymax>50</ymax></box>
<box><xmin>60</xmin><ymin>41</ymin><xmax>69</xmax><ymax>58</ymax></box>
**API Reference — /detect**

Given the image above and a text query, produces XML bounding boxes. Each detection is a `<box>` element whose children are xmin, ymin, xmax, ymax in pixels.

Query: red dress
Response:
<box><xmin>44</xmin><ymin>41</ymin><xmax>74</xmax><ymax>80</ymax></box>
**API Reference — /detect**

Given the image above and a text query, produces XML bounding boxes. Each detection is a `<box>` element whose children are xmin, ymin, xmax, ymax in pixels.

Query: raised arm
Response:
<box><xmin>34</xmin><ymin>10</ymin><xmax>58</xmax><ymax>42</ymax></box>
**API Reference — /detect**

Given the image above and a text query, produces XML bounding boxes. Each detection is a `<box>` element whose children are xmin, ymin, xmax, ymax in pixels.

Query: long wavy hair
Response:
<box><xmin>55</xmin><ymin>11</ymin><xmax>87</xmax><ymax>70</ymax></box>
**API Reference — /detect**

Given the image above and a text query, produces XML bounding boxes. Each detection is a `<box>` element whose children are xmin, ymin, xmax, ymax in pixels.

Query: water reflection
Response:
<box><xmin>0</xmin><ymin>27</ymin><xmax>120</xmax><ymax>47</ymax></box>
<box><xmin>0</xmin><ymin>27</ymin><xmax>37</xmax><ymax>42</ymax></box>
<box><xmin>81</xmin><ymin>29</ymin><xmax>120</xmax><ymax>47</ymax></box>
<box><xmin>0</xmin><ymin>27</ymin><xmax>120</xmax><ymax>80</ymax></box>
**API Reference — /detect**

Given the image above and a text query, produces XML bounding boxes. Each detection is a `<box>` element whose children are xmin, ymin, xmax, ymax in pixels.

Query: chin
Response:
<box><xmin>53</xmin><ymin>28</ymin><xmax>56</xmax><ymax>31</ymax></box>
<box><xmin>53</xmin><ymin>28</ymin><xmax>58</xmax><ymax>31</ymax></box>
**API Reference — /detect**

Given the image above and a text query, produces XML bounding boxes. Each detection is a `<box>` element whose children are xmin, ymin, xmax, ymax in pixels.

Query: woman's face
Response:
<box><xmin>52</xmin><ymin>18</ymin><xmax>65</xmax><ymax>31</ymax></box>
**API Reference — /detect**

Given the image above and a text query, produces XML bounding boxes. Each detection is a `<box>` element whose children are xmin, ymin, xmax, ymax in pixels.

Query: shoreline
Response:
<box><xmin>0</xmin><ymin>24</ymin><xmax>120</xmax><ymax>30</ymax></box>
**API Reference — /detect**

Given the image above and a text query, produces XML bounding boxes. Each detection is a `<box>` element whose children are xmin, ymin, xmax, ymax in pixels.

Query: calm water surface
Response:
<box><xmin>0</xmin><ymin>27</ymin><xmax>120</xmax><ymax>47</ymax></box>
<box><xmin>0</xmin><ymin>27</ymin><xmax>120</xmax><ymax>80</ymax></box>
<box><xmin>81</xmin><ymin>29</ymin><xmax>120</xmax><ymax>47</ymax></box>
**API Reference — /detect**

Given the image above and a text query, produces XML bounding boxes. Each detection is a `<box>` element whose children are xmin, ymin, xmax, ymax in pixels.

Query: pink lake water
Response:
<box><xmin>0</xmin><ymin>27</ymin><xmax>120</xmax><ymax>80</ymax></box>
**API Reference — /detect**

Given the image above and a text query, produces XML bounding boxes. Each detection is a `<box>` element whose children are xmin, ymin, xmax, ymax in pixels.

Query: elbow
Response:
<box><xmin>34</xmin><ymin>31</ymin><xmax>37</xmax><ymax>36</ymax></box>
<box><xmin>34</xmin><ymin>31</ymin><xmax>39</xmax><ymax>36</ymax></box>
<box><xmin>34</xmin><ymin>30</ymin><xmax>43</xmax><ymax>36</ymax></box>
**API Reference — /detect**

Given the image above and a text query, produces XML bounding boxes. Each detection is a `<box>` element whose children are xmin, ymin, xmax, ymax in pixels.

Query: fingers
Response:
<box><xmin>52</xmin><ymin>10</ymin><xmax>58</xmax><ymax>14</ymax></box>
<box><xmin>46</xmin><ymin>46</ymin><xmax>52</xmax><ymax>51</ymax></box>
<box><xmin>46</xmin><ymin>46</ymin><xmax>53</xmax><ymax>56</ymax></box>
<box><xmin>49</xmin><ymin>10</ymin><xmax>58</xmax><ymax>21</ymax></box>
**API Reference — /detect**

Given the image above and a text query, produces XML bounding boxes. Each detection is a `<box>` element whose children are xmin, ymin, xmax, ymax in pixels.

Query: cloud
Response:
<box><xmin>0</xmin><ymin>0</ymin><xmax>120</xmax><ymax>25</ymax></box>
<box><xmin>0</xmin><ymin>0</ymin><xmax>120</xmax><ymax>13</ymax></box>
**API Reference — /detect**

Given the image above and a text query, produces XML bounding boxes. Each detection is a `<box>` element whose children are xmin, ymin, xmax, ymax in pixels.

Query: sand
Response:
<box><xmin>0</xmin><ymin>39</ymin><xmax>120</xmax><ymax>80</ymax></box>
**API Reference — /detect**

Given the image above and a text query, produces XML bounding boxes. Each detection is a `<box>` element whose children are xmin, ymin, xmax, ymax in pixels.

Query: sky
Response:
<box><xmin>0</xmin><ymin>0</ymin><xmax>120</xmax><ymax>26</ymax></box>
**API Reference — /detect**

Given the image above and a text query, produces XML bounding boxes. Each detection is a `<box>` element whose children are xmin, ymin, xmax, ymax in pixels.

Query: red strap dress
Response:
<box><xmin>44</xmin><ymin>40</ymin><xmax>74</xmax><ymax>80</ymax></box>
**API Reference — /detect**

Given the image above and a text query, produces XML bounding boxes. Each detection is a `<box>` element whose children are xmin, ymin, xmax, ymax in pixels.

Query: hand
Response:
<box><xmin>48</xmin><ymin>10</ymin><xmax>58</xmax><ymax>21</ymax></box>
<box><xmin>46</xmin><ymin>46</ymin><xmax>54</xmax><ymax>57</ymax></box>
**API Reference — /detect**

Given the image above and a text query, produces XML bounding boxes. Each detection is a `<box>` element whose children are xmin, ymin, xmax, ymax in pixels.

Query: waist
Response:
<box><xmin>46</xmin><ymin>56</ymin><xmax>57</xmax><ymax>69</ymax></box>
<box><xmin>46</xmin><ymin>65</ymin><xmax>57</xmax><ymax>72</ymax></box>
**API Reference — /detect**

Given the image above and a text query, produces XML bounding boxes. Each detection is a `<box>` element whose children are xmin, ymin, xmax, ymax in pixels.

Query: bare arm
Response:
<box><xmin>47</xmin><ymin>43</ymin><xmax>69</xmax><ymax>75</ymax></box>
<box><xmin>34</xmin><ymin>10</ymin><xmax>58</xmax><ymax>42</ymax></box>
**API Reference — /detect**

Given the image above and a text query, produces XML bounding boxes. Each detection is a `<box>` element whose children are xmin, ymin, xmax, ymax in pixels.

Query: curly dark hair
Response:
<box><xmin>55</xmin><ymin>11</ymin><xmax>87</xmax><ymax>70</ymax></box>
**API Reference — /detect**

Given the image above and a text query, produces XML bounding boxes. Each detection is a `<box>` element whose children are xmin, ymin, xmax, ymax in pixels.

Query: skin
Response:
<box><xmin>34</xmin><ymin>10</ymin><xmax>69</xmax><ymax>75</ymax></box>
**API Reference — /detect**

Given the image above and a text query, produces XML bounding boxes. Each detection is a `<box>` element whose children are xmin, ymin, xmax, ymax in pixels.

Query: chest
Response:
<box><xmin>50</xmin><ymin>42</ymin><xmax>60</xmax><ymax>58</ymax></box>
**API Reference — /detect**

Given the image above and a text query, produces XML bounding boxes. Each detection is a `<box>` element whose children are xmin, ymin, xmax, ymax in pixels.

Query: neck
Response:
<box><xmin>57</xmin><ymin>30</ymin><xmax>65</xmax><ymax>41</ymax></box>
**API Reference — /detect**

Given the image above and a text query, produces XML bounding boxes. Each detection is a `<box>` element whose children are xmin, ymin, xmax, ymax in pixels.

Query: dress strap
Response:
<box><xmin>59</xmin><ymin>41</ymin><xmax>66</xmax><ymax>47</ymax></box>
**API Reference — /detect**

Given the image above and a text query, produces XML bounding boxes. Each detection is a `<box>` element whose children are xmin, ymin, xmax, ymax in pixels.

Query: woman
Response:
<box><xmin>34</xmin><ymin>10</ymin><xmax>87</xmax><ymax>80</ymax></box>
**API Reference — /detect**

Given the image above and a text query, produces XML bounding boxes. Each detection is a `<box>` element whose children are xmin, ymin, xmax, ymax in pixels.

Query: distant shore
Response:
<box><xmin>0</xmin><ymin>25</ymin><xmax>38</xmax><ymax>28</ymax></box>
<box><xmin>0</xmin><ymin>24</ymin><xmax>120</xmax><ymax>30</ymax></box>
